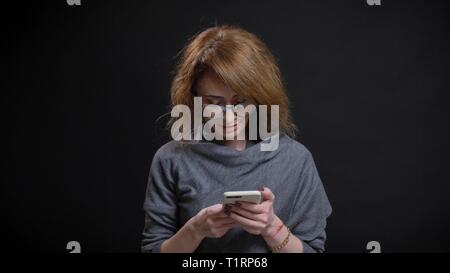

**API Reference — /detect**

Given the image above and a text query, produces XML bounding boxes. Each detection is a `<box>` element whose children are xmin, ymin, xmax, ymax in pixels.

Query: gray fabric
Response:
<box><xmin>142</xmin><ymin>133</ymin><xmax>332</xmax><ymax>253</ymax></box>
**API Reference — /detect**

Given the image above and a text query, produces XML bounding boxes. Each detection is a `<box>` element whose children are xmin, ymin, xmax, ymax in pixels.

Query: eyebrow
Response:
<box><xmin>203</xmin><ymin>94</ymin><xmax>240</xmax><ymax>99</ymax></box>
<box><xmin>204</xmin><ymin>95</ymin><xmax>224</xmax><ymax>99</ymax></box>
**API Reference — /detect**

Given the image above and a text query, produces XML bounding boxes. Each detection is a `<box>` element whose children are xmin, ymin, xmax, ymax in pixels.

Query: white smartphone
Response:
<box><xmin>223</xmin><ymin>190</ymin><xmax>262</xmax><ymax>205</ymax></box>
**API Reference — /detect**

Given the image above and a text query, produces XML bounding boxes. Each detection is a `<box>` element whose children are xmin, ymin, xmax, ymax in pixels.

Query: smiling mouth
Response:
<box><xmin>224</xmin><ymin>121</ymin><xmax>238</xmax><ymax>131</ymax></box>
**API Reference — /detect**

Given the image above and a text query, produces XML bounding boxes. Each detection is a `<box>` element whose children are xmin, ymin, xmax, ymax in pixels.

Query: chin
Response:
<box><xmin>222</xmin><ymin>128</ymin><xmax>246</xmax><ymax>140</ymax></box>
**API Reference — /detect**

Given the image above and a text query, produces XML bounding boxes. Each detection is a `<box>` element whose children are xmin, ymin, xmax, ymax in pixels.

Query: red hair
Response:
<box><xmin>169</xmin><ymin>25</ymin><xmax>297</xmax><ymax>138</ymax></box>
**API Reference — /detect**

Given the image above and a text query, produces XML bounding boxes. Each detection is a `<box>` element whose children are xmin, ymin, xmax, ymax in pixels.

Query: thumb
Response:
<box><xmin>206</xmin><ymin>204</ymin><xmax>224</xmax><ymax>216</ymax></box>
<box><xmin>260</xmin><ymin>187</ymin><xmax>275</xmax><ymax>201</ymax></box>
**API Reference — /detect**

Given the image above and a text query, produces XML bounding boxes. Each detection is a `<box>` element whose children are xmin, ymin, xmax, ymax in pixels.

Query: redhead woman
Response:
<box><xmin>142</xmin><ymin>25</ymin><xmax>332</xmax><ymax>253</ymax></box>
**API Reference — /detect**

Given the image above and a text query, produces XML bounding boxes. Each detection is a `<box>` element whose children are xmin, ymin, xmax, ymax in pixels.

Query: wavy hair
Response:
<box><xmin>168</xmin><ymin>25</ymin><xmax>297</xmax><ymax>139</ymax></box>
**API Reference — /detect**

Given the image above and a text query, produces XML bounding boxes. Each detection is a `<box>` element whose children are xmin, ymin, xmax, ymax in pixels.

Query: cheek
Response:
<box><xmin>234</xmin><ymin>117</ymin><xmax>247</xmax><ymax>134</ymax></box>
<box><xmin>236</xmin><ymin>114</ymin><xmax>249</xmax><ymax>127</ymax></box>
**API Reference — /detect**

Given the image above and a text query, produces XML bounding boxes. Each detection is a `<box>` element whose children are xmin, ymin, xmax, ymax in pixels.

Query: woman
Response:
<box><xmin>142</xmin><ymin>25</ymin><xmax>332</xmax><ymax>253</ymax></box>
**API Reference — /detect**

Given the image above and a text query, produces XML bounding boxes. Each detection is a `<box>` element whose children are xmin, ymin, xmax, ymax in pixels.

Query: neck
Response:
<box><xmin>222</xmin><ymin>139</ymin><xmax>247</xmax><ymax>151</ymax></box>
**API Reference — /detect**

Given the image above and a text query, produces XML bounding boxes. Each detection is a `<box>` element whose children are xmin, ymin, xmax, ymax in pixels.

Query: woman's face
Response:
<box><xmin>196</xmin><ymin>70</ymin><xmax>254</xmax><ymax>140</ymax></box>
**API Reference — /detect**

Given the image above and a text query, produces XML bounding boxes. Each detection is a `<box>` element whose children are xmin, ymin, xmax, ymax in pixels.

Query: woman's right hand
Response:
<box><xmin>189</xmin><ymin>204</ymin><xmax>236</xmax><ymax>240</ymax></box>
<box><xmin>160</xmin><ymin>204</ymin><xmax>235</xmax><ymax>253</ymax></box>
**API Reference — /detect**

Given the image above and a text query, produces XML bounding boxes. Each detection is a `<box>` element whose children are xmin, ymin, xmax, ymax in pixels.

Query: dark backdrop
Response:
<box><xmin>3</xmin><ymin>0</ymin><xmax>450</xmax><ymax>252</ymax></box>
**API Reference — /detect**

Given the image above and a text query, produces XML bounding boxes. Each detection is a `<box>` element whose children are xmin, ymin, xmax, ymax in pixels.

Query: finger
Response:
<box><xmin>260</xmin><ymin>187</ymin><xmax>275</xmax><ymax>201</ymax></box>
<box><xmin>212</xmin><ymin>217</ymin><xmax>236</xmax><ymax>227</ymax></box>
<box><xmin>213</xmin><ymin>223</ymin><xmax>239</xmax><ymax>235</ymax></box>
<box><xmin>235</xmin><ymin>202</ymin><xmax>267</xmax><ymax>214</ymax></box>
<box><xmin>213</xmin><ymin>211</ymin><xmax>232</xmax><ymax>219</ymax></box>
<box><xmin>230</xmin><ymin>206</ymin><xmax>266</xmax><ymax>222</ymax></box>
<box><xmin>211</xmin><ymin>206</ymin><xmax>236</xmax><ymax>220</ymax></box>
<box><xmin>212</xmin><ymin>225</ymin><xmax>235</xmax><ymax>236</ymax></box>
<box><xmin>229</xmin><ymin>211</ymin><xmax>265</xmax><ymax>229</ymax></box>
<box><xmin>221</xmin><ymin>222</ymin><xmax>239</xmax><ymax>229</ymax></box>
<box><xmin>206</xmin><ymin>204</ymin><xmax>225</xmax><ymax>216</ymax></box>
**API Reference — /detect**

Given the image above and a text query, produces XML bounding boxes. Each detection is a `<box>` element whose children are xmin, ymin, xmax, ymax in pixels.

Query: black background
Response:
<box><xmin>3</xmin><ymin>0</ymin><xmax>450</xmax><ymax>252</ymax></box>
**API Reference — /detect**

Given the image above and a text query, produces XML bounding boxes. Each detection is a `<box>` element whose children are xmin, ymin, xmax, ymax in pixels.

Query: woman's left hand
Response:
<box><xmin>226</xmin><ymin>187</ymin><xmax>283</xmax><ymax>237</ymax></box>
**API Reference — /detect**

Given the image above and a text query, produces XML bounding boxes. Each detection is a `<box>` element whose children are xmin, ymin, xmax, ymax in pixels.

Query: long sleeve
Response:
<box><xmin>288</xmin><ymin>150</ymin><xmax>332</xmax><ymax>253</ymax></box>
<box><xmin>141</xmin><ymin>151</ymin><xmax>179</xmax><ymax>253</ymax></box>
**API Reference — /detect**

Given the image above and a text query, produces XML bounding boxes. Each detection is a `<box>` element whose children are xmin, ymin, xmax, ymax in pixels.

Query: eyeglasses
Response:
<box><xmin>203</xmin><ymin>101</ymin><xmax>254</xmax><ymax>118</ymax></box>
